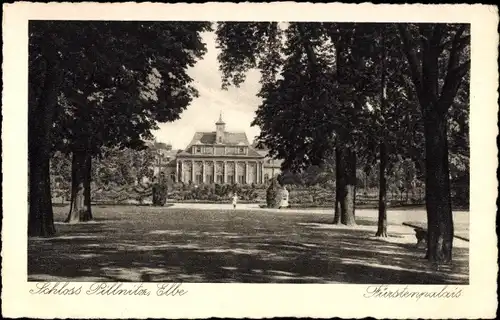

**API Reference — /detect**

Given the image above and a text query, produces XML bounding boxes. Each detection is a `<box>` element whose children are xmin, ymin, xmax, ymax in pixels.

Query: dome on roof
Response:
<box><xmin>193</xmin><ymin>140</ymin><xmax>202</xmax><ymax>145</ymax></box>
<box><xmin>237</xmin><ymin>141</ymin><xmax>245</xmax><ymax>146</ymax></box>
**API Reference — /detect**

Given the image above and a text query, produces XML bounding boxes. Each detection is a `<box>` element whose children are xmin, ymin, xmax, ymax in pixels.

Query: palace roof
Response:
<box><xmin>177</xmin><ymin>131</ymin><xmax>264</xmax><ymax>158</ymax></box>
<box><xmin>189</xmin><ymin>131</ymin><xmax>250</xmax><ymax>146</ymax></box>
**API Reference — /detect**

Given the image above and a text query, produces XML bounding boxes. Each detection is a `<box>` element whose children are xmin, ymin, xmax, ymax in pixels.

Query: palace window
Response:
<box><xmin>195</xmin><ymin>174</ymin><xmax>203</xmax><ymax>184</ymax></box>
<box><xmin>216</xmin><ymin>175</ymin><xmax>224</xmax><ymax>184</ymax></box>
<box><xmin>227</xmin><ymin>175</ymin><xmax>234</xmax><ymax>184</ymax></box>
<box><xmin>196</xmin><ymin>146</ymin><xmax>202</xmax><ymax>153</ymax></box>
<box><xmin>239</xmin><ymin>147</ymin><xmax>245</xmax><ymax>154</ymax></box>
<box><xmin>264</xmin><ymin>174</ymin><xmax>269</xmax><ymax>182</ymax></box>
<box><xmin>206</xmin><ymin>174</ymin><xmax>214</xmax><ymax>184</ymax></box>
<box><xmin>238</xmin><ymin>175</ymin><xmax>245</xmax><ymax>184</ymax></box>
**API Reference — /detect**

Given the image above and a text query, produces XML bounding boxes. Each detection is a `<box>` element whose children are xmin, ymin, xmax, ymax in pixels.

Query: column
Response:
<box><xmin>213</xmin><ymin>160</ymin><xmax>216</xmax><ymax>184</ymax></box>
<box><xmin>234</xmin><ymin>161</ymin><xmax>238</xmax><ymax>184</ymax></box>
<box><xmin>183</xmin><ymin>161</ymin><xmax>187</xmax><ymax>183</ymax></box>
<box><xmin>180</xmin><ymin>161</ymin><xmax>184</xmax><ymax>183</ymax></box>
<box><xmin>259</xmin><ymin>161</ymin><xmax>263</xmax><ymax>184</ymax></box>
<box><xmin>223</xmin><ymin>161</ymin><xmax>227</xmax><ymax>184</ymax></box>
<box><xmin>176</xmin><ymin>161</ymin><xmax>179</xmax><ymax>183</ymax></box>
<box><xmin>245</xmin><ymin>161</ymin><xmax>249</xmax><ymax>185</ymax></box>
<box><xmin>191</xmin><ymin>160</ymin><xmax>195</xmax><ymax>183</ymax></box>
<box><xmin>262</xmin><ymin>161</ymin><xmax>265</xmax><ymax>183</ymax></box>
<box><xmin>202</xmin><ymin>161</ymin><xmax>205</xmax><ymax>183</ymax></box>
<box><xmin>255</xmin><ymin>161</ymin><xmax>262</xmax><ymax>184</ymax></box>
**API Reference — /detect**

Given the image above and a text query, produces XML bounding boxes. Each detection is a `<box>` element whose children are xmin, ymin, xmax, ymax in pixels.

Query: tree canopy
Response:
<box><xmin>29</xmin><ymin>21</ymin><xmax>212</xmax><ymax>234</ymax></box>
<box><xmin>216</xmin><ymin>22</ymin><xmax>470</xmax><ymax>263</ymax></box>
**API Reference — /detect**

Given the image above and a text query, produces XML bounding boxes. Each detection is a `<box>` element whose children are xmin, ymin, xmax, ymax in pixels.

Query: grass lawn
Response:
<box><xmin>28</xmin><ymin>205</ymin><xmax>469</xmax><ymax>284</ymax></box>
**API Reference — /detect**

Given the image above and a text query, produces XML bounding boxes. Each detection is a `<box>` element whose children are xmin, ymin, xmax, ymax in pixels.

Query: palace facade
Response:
<box><xmin>150</xmin><ymin>115</ymin><xmax>281</xmax><ymax>185</ymax></box>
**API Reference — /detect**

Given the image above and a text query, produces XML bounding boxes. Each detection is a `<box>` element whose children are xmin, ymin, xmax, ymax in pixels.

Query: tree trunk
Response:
<box><xmin>28</xmin><ymin>58</ymin><xmax>60</xmax><ymax>237</ymax></box>
<box><xmin>28</xmin><ymin>145</ymin><xmax>56</xmax><ymax>237</ymax></box>
<box><xmin>66</xmin><ymin>151</ymin><xmax>92</xmax><ymax>223</ymax></box>
<box><xmin>83</xmin><ymin>152</ymin><xmax>93</xmax><ymax>220</ymax></box>
<box><xmin>376</xmin><ymin>142</ymin><xmax>388</xmax><ymax>237</ymax></box>
<box><xmin>397</xmin><ymin>24</ymin><xmax>466</xmax><ymax>264</ymax></box>
<box><xmin>342</xmin><ymin>147</ymin><xmax>356</xmax><ymax>225</ymax></box>
<box><xmin>333</xmin><ymin>148</ymin><xmax>342</xmax><ymax>224</ymax></box>
<box><xmin>376</xmin><ymin>34</ymin><xmax>387</xmax><ymax>236</ymax></box>
<box><xmin>425</xmin><ymin>108</ymin><xmax>454</xmax><ymax>263</ymax></box>
<box><xmin>338</xmin><ymin>146</ymin><xmax>356</xmax><ymax>226</ymax></box>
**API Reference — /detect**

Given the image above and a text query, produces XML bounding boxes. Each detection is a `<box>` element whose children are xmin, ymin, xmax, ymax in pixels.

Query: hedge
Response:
<box><xmin>51</xmin><ymin>181</ymin><xmax>432</xmax><ymax>207</ymax></box>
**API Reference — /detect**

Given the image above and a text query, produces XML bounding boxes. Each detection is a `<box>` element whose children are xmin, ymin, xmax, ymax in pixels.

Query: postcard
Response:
<box><xmin>2</xmin><ymin>2</ymin><xmax>498</xmax><ymax>319</ymax></box>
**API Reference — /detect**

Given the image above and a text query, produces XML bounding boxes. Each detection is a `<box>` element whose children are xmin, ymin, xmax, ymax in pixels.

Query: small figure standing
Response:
<box><xmin>232</xmin><ymin>193</ymin><xmax>238</xmax><ymax>209</ymax></box>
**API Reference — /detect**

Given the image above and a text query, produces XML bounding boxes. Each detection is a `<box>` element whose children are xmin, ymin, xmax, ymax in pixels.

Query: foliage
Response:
<box><xmin>397</xmin><ymin>23</ymin><xmax>470</xmax><ymax>262</ymax></box>
<box><xmin>216</xmin><ymin>22</ymin><xmax>469</xmax><ymax>227</ymax></box>
<box><xmin>36</xmin><ymin>21</ymin><xmax>214</xmax><ymax>157</ymax></box>
<box><xmin>216</xmin><ymin>22</ymin><xmax>283</xmax><ymax>89</ymax></box>
<box><xmin>152</xmin><ymin>181</ymin><xmax>168</xmax><ymax>206</ymax></box>
<box><xmin>266</xmin><ymin>178</ymin><xmax>281</xmax><ymax>208</ymax></box>
<box><xmin>252</xmin><ymin>23</ymin><xmax>358</xmax><ymax>171</ymax></box>
<box><xmin>50</xmin><ymin>151</ymin><xmax>72</xmax><ymax>199</ymax></box>
<box><xmin>215</xmin><ymin>23</ymin><xmax>468</xmax><ymax>170</ymax></box>
<box><xmin>29</xmin><ymin>21</ymin><xmax>213</xmax><ymax>233</ymax></box>
<box><xmin>167</xmin><ymin>183</ymin><xmax>260</xmax><ymax>202</ymax></box>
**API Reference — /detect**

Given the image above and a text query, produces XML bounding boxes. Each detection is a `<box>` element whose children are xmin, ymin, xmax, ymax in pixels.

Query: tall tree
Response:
<box><xmin>29</xmin><ymin>21</ymin><xmax>212</xmax><ymax>233</ymax></box>
<box><xmin>398</xmin><ymin>23</ymin><xmax>470</xmax><ymax>263</ymax></box>
<box><xmin>216</xmin><ymin>22</ymin><xmax>361</xmax><ymax>225</ymax></box>
<box><xmin>29</xmin><ymin>22</ymin><xmax>65</xmax><ymax>237</ymax></box>
<box><xmin>347</xmin><ymin>24</ymin><xmax>424</xmax><ymax>237</ymax></box>
<box><xmin>57</xmin><ymin>22</ymin><xmax>211</xmax><ymax>224</ymax></box>
<box><xmin>322</xmin><ymin>23</ymin><xmax>362</xmax><ymax>226</ymax></box>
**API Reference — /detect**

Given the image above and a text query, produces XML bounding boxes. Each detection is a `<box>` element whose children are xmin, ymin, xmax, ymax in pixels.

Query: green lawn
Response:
<box><xmin>28</xmin><ymin>205</ymin><xmax>469</xmax><ymax>284</ymax></box>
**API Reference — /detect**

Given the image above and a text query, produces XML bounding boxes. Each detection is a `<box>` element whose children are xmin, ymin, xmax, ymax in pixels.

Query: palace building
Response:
<box><xmin>151</xmin><ymin>114</ymin><xmax>282</xmax><ymax>185</ymax></box>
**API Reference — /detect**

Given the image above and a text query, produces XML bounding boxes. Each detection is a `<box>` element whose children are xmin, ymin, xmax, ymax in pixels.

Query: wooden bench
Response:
<box><xmin>402</xmin><ymin>222</ymin><xmax>428</xmax><ymax>248</ymax></box>
<box><xmin>402</xmin><ymin>222</ymin><xmax>470</xmax><ymax>248</ymax></box>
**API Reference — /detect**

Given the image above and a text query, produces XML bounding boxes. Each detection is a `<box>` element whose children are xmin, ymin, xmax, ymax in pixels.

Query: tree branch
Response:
<box><xmin>397</xmin><ymin>25</ymin><xmax>423</xmax><ymax>101</ymax></box>
<box><xmin>418</xmin><ymin>24</ymin><xmax>432</xmax><ymax>50</ymax></box>
<box><xmin>438</xmin><ymin>25</ymin><xmax>470</xmax><ymax>113</ymax></box>
<box><xmin>66</xmin><ymin>90</ymin><xmax>88</xmax><ymax>108</ymax></box>
<box><xmin>438</xmin><ymin>60</ymin><xmax>470</xmax><ymax>113</ymax></box>
<box><xmin>420</xmin><ymin>24</ymin><xmax>443</xmax><ymax>104</ymax></box>
<box><xmin>451</xmin><ymin>60</ymin><xmax>471</xmax><ymax>78</ymax></box>
<box><xmin>296</xmin><ymin>23</ymin><xmax>318</xmax><ymax>76</ymax></box>
<box><xmin>430</xmin><ymin>24</ymin><xmax>445</xmax><ymax>48</ymax></box>
<box><xmin>454</xmin><ymin>24</ymin><xmax>467</xmax><ymax>41</ymax></box>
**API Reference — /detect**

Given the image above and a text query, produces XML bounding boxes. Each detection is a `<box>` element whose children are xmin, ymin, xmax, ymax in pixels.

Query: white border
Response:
<box><xmin>2</xmin><ymin>2</ymin><xmax>498</xmax><ymax>319</ymax></box>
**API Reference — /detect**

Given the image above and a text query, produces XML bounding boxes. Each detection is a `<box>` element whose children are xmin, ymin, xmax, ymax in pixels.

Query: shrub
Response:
<box><xmin>266</xmin><ymin>178</ymin><xmax>281</xmax><ymax>208</ymax></box>
<box><xmin>152</xmin><ymin>182</ymin><xmax>167</xmax><ymax>206</ymax></box>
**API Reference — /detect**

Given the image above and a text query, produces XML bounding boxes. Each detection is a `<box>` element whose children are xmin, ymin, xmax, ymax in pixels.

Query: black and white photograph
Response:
<box><xmin>26</xmin><ymin>18</ymin><xmax>472</xmax><ymax>284</ymax></box>
<box><xmin>2</xmin><ymin>2</ymin><xmax>498</xmax><ymax>319</ymax></box>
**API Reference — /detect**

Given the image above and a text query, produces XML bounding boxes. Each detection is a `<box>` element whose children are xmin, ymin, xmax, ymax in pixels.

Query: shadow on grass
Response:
<box><xmin>29</xmin><ymin>208</ymin><xmax>469</xmax><ymax>284</ymax></box>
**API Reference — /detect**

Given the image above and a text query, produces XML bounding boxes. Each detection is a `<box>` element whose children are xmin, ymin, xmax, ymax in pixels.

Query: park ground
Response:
<box><xmin>28</xmin><ymin>204</ymin><xmax>469</xmax><ymax>284</ymax></box>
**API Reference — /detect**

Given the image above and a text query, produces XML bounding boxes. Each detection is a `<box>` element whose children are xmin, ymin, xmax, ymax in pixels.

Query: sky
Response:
<box><xmin>152</xmin><ymin>31</ymin><xmax>262</xmax><ymax>150</ymax></box>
